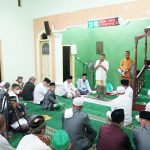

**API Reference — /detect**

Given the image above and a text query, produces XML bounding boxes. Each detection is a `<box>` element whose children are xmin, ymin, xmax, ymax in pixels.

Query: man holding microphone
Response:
<box><xmin>94</xmin><ymin>54</ymin><xmax>109</xmax><ymax>98</ymax></box>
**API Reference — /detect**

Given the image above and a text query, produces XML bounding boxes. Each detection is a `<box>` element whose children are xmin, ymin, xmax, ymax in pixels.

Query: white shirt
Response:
<box><xmin>111</xmin><ymin>94</ymin><xmax>132</xmax><ymax>126</ymax></box>
<box><xmin>0</xmin><ymin>134</ymin><xmax>14</xmax><ymax>150</ymax></box>
<box><xmin>33</xmin><ymin>83</ymin><xmax>47</xmax><ymax>104</ymax></box>
<box><xmin>145</xmin><ymin>102</ymin><xmax>150</xmax><ymax>111</ymax></box>
<box><xmin>125</xmin><ymin>86</ymin><xmax>133</xmax><ymax>100</ymax></box>
<box><xmin>94</xmin><ymin>60</ymin><xmax>109</xmax><ymax>81</ymax></box>
<box><xmin>76</xmin><ymin>79</ymin><xmax>91</xmax><ymax>92</ymax></box>
<box><xmin>16</xmin><ymin>134</ymin><xmax>51</xmax><ymax>150</ymax></box>
<box><xmin>60</xmin><ymin>81</ymin><xmax>77</xmax><ymax>96</ymax></box>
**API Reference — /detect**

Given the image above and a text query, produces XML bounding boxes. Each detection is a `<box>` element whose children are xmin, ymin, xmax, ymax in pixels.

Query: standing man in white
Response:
<box><xmin>94</xmin><ymin>54</ymin><xmax>109</xmax><ymax>98</ymax></box>
<box><xmin>33</xmin><ymin>77</ymin><xmax>51</xmax><ymax>104</ymax></box>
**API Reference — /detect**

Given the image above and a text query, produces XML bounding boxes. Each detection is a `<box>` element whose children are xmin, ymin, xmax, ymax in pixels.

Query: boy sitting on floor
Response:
<box><xmin>42</xmin><ymin>82</ymin><xmax>64</xmax><ymax>111</ymax></box>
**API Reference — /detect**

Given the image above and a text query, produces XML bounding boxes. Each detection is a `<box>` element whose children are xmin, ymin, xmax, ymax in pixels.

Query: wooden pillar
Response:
<box><xmin>144</xmin><ymin>35</ymin><xmax>147</xmax><ymax>64</ymax></box>
<box><xmin>133</xmin><ymin>39</ymin><xmax>138</xmax><ymax>102</ymax></box>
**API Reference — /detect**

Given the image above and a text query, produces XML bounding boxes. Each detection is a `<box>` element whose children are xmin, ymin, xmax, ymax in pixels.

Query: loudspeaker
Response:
<box><xmin>44</xmin><ymin>21</ymin><xmax>51</xmax><ymax>35</ymax></box>
<box><xmin>41</xmin><ymin>33</ymin><xmax>47</xmax><ymax>39</ymax></box>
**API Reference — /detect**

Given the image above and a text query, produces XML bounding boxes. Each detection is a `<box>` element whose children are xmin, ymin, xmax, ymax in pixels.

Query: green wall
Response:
<box><xmin>62</xmin><ymin>19</ymin><xmax>150</xmax><ymax>89</ymax></box>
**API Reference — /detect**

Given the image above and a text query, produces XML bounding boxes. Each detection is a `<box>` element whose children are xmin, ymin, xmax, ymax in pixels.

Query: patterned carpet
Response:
<box><xmin>9</xmin><ymin>96</ymin><xmax>139</xmax><ymax>149</ymax></box>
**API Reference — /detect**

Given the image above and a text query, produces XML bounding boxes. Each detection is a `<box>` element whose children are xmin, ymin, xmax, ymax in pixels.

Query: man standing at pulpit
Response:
<box><xmin>119</xmin><ymin>51</ymin><xmax>133</xmax><ymax>83</ymax></box>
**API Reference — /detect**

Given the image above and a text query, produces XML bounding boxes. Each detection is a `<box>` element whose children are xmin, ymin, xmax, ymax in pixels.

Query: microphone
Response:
<box><xmin>76</xmin><ymin>56</ymin><xmax>80</xmax><ymax>60</ymax></box>
<box><xmin>75</xmin><ymin>56</ymin><xmax>87</xmax><ymax>65</ymax></box>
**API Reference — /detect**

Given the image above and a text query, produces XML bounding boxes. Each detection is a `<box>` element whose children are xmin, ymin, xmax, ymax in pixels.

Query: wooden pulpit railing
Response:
<box><xmin>135</xmin><ymin>65</ymin><xmax>146</xmax><ymax>97</ymax></box>
<box><xmin>133</xmin><ymin>30</ymin><xmax>150</xmax><ymax>102</ymax></box>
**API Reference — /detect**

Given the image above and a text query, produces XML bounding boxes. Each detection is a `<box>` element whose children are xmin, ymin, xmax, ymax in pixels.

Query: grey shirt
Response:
<box><xmin>42</xmin><ymin>90</ymin><xmax>57</xmax><ymax>110</ymax></box>
<box><xmin>133</xmin><ymin>126</ymin><xmax>150</xmax><ymax>150</ymax></box>
<box><xmin>62</xmin><ymin>108</ymin><xmax>96</xmax><ymax>150</ymax></box>
<box><xmin>0</xmin><ymin>134</ymin><xmax>14</xmax><ymax>150</ymax></box>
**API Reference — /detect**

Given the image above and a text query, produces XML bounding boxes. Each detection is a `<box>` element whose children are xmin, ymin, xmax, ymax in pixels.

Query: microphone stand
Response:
<box><xmin>1</xmin><ymin>92</ymin><xmax>24</xmax><ymax>139</ymax></box>
<box><xmin>75</xmin><ymin>56</ymin><xmax>88</xmax><ymax>74</ymax></box>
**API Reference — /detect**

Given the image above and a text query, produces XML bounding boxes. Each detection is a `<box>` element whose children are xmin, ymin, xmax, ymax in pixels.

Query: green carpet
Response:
<box><xmin>136</xmin><ymin>69</ymin><xmax>150</xmax><ymax>105</ymax></box>
<box><xmin>9</xmin><ymin>96</ymin><xmax>140</xmax><ymax>149</ymax></box>
<box><xmin>85</xmin><ymin>93</ymin><xmax>117</xmax><ymax>101</ymax></box>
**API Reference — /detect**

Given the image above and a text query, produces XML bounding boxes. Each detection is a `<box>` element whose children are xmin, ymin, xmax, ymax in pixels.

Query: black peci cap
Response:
<box><xmin>139</xmin><ymin>111</ymin><xmax>150</xmax><ymax>120</ymax></box>
<box><xmin>111</xmin><ymin>109</ymin><xmax>124</xmax><ymax>124</ymax></box>
<box><xmin>44</xmin><ymin>77</ymin><xmax>51</xmax><ymax>84</ymax></box>
<box><xmin>49</xmin><ymin>82</ymin><xmax>55</xmax><ymax>86</ymax></box>
<box><xmin>121</xmin><ymin>79</ymin><xmax>129</xmax><ymax>86</ymax></box>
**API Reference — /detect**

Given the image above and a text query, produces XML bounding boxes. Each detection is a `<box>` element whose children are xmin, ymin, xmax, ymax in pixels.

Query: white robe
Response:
<box><xmin>33</xmin><ymin>83</ymin><xmax>47</xmax><ymax>104</ymax></box>
<box><xmin>107</xmin><ymin>94</ymin><xmax>132</xmax><ymax>126</ymax></box>
<box><xmin>125</xmin><ymin>86</ymin><xmax>133</xmax><ymax>100</ymax></box>
<box><xmin>94</xmin><ymin>60</ymin><xmax>109</xmax><ymax>81</ymax></box>
<box><xmin>0</xmin><ymin>134</ymin><xmax>14</xmax><ymax>150</ymax></box>
<box><xmin>145</xmin><ymin>102</ymin><xmax>150</xmax><ymax>111</ymax></box>
<box><xmin>16</xmin><ymin>134</ymin><xmax>51</xmax><ymax>150</ymax></box>
<box><xmin>60</xmin><ymin>81</ymin><xmax>77</xmax><ymax>96</ymax></box>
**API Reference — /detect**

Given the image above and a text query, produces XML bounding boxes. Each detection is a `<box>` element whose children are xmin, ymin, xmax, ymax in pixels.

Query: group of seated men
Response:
<box><xmin>1</xmin><ymin>96</ymin><xmax>150</xmax><ymax>150</ymax></box>
<box><xmin>0</xmin><ymin>74</ymin><xmax>150</xmax><ymax>150</ymax></box>
<box><xmin>0</xmin><ymin>74</ymin><xmax>92</xmax><ymax>134</ymax></box>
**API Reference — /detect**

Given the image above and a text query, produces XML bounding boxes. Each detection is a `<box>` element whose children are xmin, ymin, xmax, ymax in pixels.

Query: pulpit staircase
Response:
<box><xmin>133</xmin><ymin>28</ymin><xmax>150</xmax><ymax>111</ymax></box>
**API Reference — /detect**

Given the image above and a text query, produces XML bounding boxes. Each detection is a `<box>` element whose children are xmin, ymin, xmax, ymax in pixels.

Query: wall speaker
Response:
<box><xmin>41</xmin><ymin>33</ymin><xmax>47</xmax><ymax>39</ymax></box>
<box><xmin>44</xmin><ymin>21</ymin><xmax>51</xmax><ymax>35</ymax></box>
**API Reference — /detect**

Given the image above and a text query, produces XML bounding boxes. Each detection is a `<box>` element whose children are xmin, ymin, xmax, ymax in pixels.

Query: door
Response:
<box><xmin>63</xmin><ymin>46</ymin><xmax>71</xmax><ymax>81</ymax></box>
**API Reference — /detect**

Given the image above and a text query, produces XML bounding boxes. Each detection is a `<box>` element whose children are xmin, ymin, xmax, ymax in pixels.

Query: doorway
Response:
<box><xmin>63</xmin><ymin>46</ymin><xmax>71</xmax><ymax>81</ymax></box>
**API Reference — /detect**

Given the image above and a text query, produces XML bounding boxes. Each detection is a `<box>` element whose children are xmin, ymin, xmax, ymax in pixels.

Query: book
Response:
<box><xmin>118</xmin><ymin>68</ymin><xmax>125</xmax><ymax>76</ymax></box>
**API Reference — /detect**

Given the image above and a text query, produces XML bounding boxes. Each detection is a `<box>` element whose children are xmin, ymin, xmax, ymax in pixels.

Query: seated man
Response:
<box><xmin>0</xmin><ymin>114</ymin><xmax>15</xmax><ymax>150</ymax></box>
<box><xmin>33</xmin><ymin>77</ymin><xmax>51</xmax><ymax>104</ymax></box>
<box><xmin>52</xmin><ymin>129</ymin><xmax>71</xmax><ymax>150</ymax></box>
<box><xmin>96</xmin><ymin>109</ymin><xmax>132</xmax><ymax>150</ymax></box>
<box><xmin>15</xmin><ymin>76</ymin><xmax>24</xmax><ymax>90</ymax></box>
<box><xmin>135</xmin><ymin>89</ymin><xmax>150</xmax><ymax>122</ymax></box>
<box><xmin>15</xmin><ymin>76</ymin><xmax>24</xmax><ymax>96</ymax></box>
<box><xmin>42</xmin><ymin>82</ymin><xmax>64</xmax><ymax>111</ymax></box>
<box><xmin>0</xmin><ymin>82</ymin><xmax>10</xmax><ymax>92</ymax></box>
<box><xmin>0</xmin><ymin>82</ymin><xmax>10</xmax><ymax>111</ymax></box>
<box><xmin>23</xmin><ymin>76</ymin><xmax>36</xmax><ymax>101</ymax></box>
<box><xmin>133</xmin><ymin>111</ymin><xmax>150</xmax><ymax>150</ymax></box>
<box><xmin>60</xmin><ymin>76</ymin><xmax>80</xmax><ymax>99</ymax></box>
<box><xmin>9</xmin><ymin>83</ymin><xmax>20</xmax><ymax>102</ymax></box>
<box><xmin>16</xmin><ymin>116</ymin><xmax>51</xmax><ymax>150</ymax></box>
<box><xmin>62</xmin><ymin>98</ymin><xmax>97</xmax><ymax>150</ymax></box>
<box><xmin>121</xmin><ymin>79</ymin><xmax>133</xmax><ymax>100</ymax></box>
<box><xmin>106</xmin><ymin>86</ymin><xmax>132</xmax><ymax>126</ymax></box>
<box><xmin>76</xmin><ymin>73</ymin><xmax>92</xmax><ymax>95</ymax></box>
<box><xmin>7</xmin><ymin>96</ymin><xmax>30</xmax><ymax>132</ymax></box>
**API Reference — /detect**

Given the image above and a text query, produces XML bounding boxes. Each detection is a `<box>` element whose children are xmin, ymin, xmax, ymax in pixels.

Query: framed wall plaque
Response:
<box><xmin>42</xmin><ymin>43</ymin><xmax>49</xmax><ymax>55</ymax></box>
<box><xmin>96</xmin><ymin>41</ymin><xmax>103</xmax><ymax>54</ymax></box>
